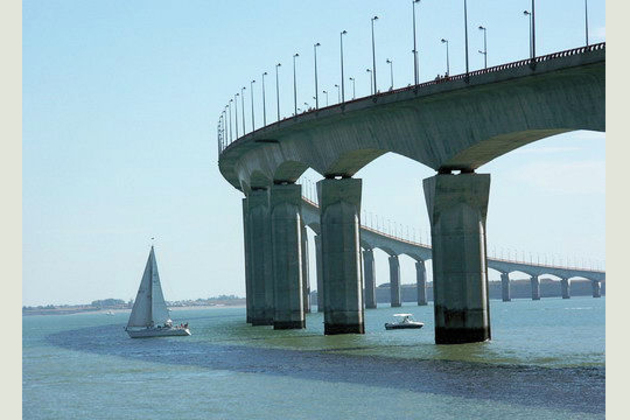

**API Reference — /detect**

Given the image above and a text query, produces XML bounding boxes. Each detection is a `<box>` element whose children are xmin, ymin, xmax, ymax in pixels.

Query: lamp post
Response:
<box><xmin>523</xmin><ymin>11</ymin><xmax>532</xmax><ymax>59</ymax></box>
<box><xmin>441</xmin><ymin>38</ymin><xmax>450</xmax><ymax>76</ymax></box>
<box><xmin>386</xmin><ymin>59</ymin><xmax>393</xmax><ymax>90</ymax></box>
<box><xmin>371</xmin><ymin>16</ymin><xmax>379</xmax><ymax>94</ymax></box>
<box><xmin>531</xmin><ymin>0</ymin><xmax>536</xmax><ymax>60</ymax></box>
<box><xmin>478</xmin><ymin>26</ymin><xmax>487</xmax><ymax>69</ymax></box>
<box><xmin>224</xmin><ymin>106</ymin><xmax>230</xmax><ymax>143</ymax></box>
<box><xmin>228</xmin><ymin>100</ymin><xmax>233</xmax><ymax>142</ymax></box>
<box><xmin>262</xmin><ymin>71</ymin><xmax>268</xmax><ymax>126</ymax></box>
<box><xmin>412</xmin><ymin>0</ymin><xmax>421</xmax><ymax>85</ymax></box>
<box><xmin>366</xmin><ymin>69</ymin><xmax>373</xmax><ymax>95</ymax></box>
<box><xmin>584</xmin><ymin>0</ymin><xmax>589</xmax><ymax>46</ymax></box>
<box><xmin>250</xmin><ymin>80</ymin><xmax>256</xmax><ymax>131</ymax></box>
<box><xmin>314</xmin><ymin>42</ymin><xmax>321</xmax><ymax>108</ymax></box>
<box><xmin>234</xmin><ymin>93</ymin><xmax>239</xmax><ymax>138</ymax></box>
<box><xmin>340</xmin><ymin>30</ymin><xmax>347</xmax><ymax>103</ymax></box>
<box><xmin>322</xmin><ymin>90</ymin><xmax>328</xmax><ymax>106</ymax></box>
<box><xmin>275</xmin><ymin>63</ymin><xmax>281</xmax><ymax>121</ymax></box>
<box><xmin>349</xmin><ymin>77</ymin><xmax>356</xmax><ymax>99</ymax></box>
<box><xmin>293</xmin><ymin>53</ymin><xmax>299</xmax><ymax>116</ymax></box>
<box><xmin>463</xmin><ymin>0</ymin><xmax>469</xmax><ymax>76</ymax></box>
<box><xmin>334</xmin><ymin>84</ymin><xmax>340</xmax><ymax>103</ymax></box>
<box><xmin>241</xmin><ymin>87</ymin><xmax>246</xmax><ymax>135</ymax></box>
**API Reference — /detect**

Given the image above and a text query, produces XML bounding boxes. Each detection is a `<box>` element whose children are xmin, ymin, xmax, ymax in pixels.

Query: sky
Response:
<box><xmin>22</xmin><ymin>0</ymin><xmax>606</xmax><ymax>307</ymax></box>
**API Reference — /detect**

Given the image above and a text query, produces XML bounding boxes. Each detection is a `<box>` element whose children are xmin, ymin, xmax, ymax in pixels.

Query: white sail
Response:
<box><xmin>127</xmin><ymin>246</ymin><xmax>171</xmax><ymax>328</ymax></box>
<box><xmin>149</xmin><ymin>249</ymin><xmax>171</xmax><ymax>325</ymax></box>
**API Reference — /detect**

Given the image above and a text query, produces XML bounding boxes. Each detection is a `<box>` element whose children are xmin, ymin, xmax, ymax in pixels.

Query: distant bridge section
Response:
<box><xmin>300</xmin><ymin>197</ymin><xmax>605</xmax><ymax>308</ymax></box>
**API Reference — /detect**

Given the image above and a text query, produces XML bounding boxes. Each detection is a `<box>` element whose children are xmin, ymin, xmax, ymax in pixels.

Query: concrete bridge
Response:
<box><xmin>219</xmin><ymin>43</ymin><xmax>605</xmax><ymax>344</ymax></box>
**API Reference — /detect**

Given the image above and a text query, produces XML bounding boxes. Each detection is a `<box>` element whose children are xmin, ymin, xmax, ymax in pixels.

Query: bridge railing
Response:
<box><xmin>217</xmin><ymin>42</ymin><xmax>605</xmax><ymax>155</ymax></box>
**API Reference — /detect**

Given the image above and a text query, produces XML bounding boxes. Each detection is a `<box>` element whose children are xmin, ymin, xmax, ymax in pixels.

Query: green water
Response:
<box><xmin>23</xmin><ymin>297</ymin><xmax>604</xmax><ymax>419</ymax></box>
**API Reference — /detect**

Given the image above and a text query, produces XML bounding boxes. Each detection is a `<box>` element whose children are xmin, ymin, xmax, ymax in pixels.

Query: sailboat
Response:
<box><xmin>125</xmin><ymin>246</ymin><xmax>191</xmax><ymax>338</ymax></box>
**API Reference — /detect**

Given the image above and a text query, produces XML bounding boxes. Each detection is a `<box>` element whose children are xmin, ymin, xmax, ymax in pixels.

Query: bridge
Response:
<box><xmin>218</xmin><ymin>43</ymin><xmax>605</xmax><ymax>344</ymax></box>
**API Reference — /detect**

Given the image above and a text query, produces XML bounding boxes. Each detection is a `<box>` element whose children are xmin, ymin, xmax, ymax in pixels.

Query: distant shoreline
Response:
<box><xmin>23</xmin><ymin>300</ymin><xmax>246</xmax><ymax>316</ymax></box>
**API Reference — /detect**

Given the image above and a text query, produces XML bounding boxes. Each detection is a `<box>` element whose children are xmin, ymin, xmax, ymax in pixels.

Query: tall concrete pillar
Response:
<box><xmin>242</xmin><ymin>198</ymin><xmax>253</xmax><ymax>323</ymax></box>
<box><xmin>249</xmin><ymin>188</ymin><xmax>275</xmax><ymax>325</ymax></box>
<box><xmin>389</xmin><ymin>255</ymin><xmax>401</xmax><ymax>307</ymax></box>
<box><xmin>317</xmin><ymin>178</ymin><xmax>364</xmax><ymax>335</ymax></box>
<box><xmin>363</xmin><ymin>249</ymin><xmax>377</xmax><ymax>309</ymax></box>
<box><xmin>314</xmin><ymin>235</ymin><xmax>324</xmax><ymax>312</ymax></box>
<box><xmin>501</xmin><ymin>273</ymin><xmax>511</xmax><ymax>302</ymax></box>
<box><xmin>270</xmin><ymin>183</ymin><xmax>305</xmax><ymax>329</ymax></box>
<box><xmin>423</xmin><ymin>173</ymin><xmax>491</xmax><ymax>344</ymax></box>
<box><xmin>416</xmin><ymin>260</ymin><xmax>427</xmax><ymax>306</ymax></box>
<box><xmin>561</xmin><ymin>278</ymin><xmax>570</xmax><ymax>299</ymax></box>
<box><xmin>301</xmin><ymin>221</ymin><xmax>311</xmax><ymax>313</ymax></box>
<box><xmin>531</xmin><ymin>275</ymin><xmax>541</xmax><ymax>300</ymax></box>
<box><xmin>592</xmin><ymin>281</ymin><xmax>602</xmax><ymax>298</ymax></box>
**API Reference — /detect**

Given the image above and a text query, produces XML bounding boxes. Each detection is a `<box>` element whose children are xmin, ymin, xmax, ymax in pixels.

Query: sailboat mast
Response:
<box><xmin>148</xmin><ymin>246</ymin><xmax>153</xmax><ymax>326</ymax></box>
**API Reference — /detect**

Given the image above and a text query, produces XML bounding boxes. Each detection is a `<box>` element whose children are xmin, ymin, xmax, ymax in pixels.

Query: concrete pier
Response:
<box><xmin>416</xmin><ymin>260</ymin><xmax>427</xmax><ymax>306</ymax></box>
<box><xmin>389</xmin><ymin>255</ymin><xmax>401</xmax><ymax>307</ymax></box>
<box><xmin>249</xmin><ymin>188</ymin><xmax>275</xmax><ymax>325</ymax></box>
<box><xmin>242</xmin><ymin>198</ymin><xmax>253</xmax><ymax>323</ymax></box>
<box><xmin>561</xmin><ymin>278</ymin><xmax>570</xmax><ymax>299</ymax></box>
<box><xmin>301</xmin><ymin>221</ymin><xmax>311</xmax><ymax>313</ymax></box>
<box><xmin>501</xmin><ymin>273</ymin><xmax>511</xmax><ymax>302</ymax></box>
<box><xmin>531</xmin><ymin>275</ymin><xmax>541</xmax><ymax>300</ymax></box>
<box><xmin>270</xmin><ymin>184</ymin><xmax>305</xmax><ymax>329</ymax></box>
<box><xmin>314</xmin><ymin>235</ymin><xmax>324</xmax><ymax>312</ymax></box>
<box><xmin>592</xmin><ymin>281</ymin><xmax>601</xmax><ymax>298</ymax></box>
<box><xmin>423</xmin><ymin>173</ymin><xmax>491</xmax><ymax>344</ymax></box>
<box><xmin>363</xmin><ymin>249</ymin><xmax>377</xmax><ymax>309</ymax></box>
<box><xmin>317</xmin><ymin>178</ymin><xmax>365</xmax><ymax>335</ymax></box>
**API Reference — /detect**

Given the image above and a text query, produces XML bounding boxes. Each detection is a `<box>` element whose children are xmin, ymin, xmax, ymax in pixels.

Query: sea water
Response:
<box><xmin>23</xmin><ymin>297</ymin><xmax>604</xmax><ymax>419</ymax></box>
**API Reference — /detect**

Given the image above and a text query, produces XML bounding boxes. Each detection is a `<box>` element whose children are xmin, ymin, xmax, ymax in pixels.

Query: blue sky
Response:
<box><xmin>22</xmin><ymin>0</ymin><xmax>605</xmax><ymax>306</ymax></box>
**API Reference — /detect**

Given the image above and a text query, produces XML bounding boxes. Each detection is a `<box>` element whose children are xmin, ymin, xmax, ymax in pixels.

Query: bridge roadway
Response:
<box><xmin>224</xmin><ymin>43</ymin><xmax>605</xmax><ymax>344</ymax></box>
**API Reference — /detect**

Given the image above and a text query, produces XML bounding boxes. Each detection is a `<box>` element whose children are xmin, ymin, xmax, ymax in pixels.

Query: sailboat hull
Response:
<box><xmin>126</xmin><ymin>327</ymin><xmax>191</xmax><ymax>338</ymax></box>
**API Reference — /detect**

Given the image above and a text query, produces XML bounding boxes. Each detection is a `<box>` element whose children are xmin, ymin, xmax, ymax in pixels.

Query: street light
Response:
<box><xmin>322</xmin><ymin>90</ymin><xmax>328</xmax><ymax>106</ymax></box>
<box><xmin>523</xmin><ymin>11</ymin><xmax>532</xmax><ymax>59</ymax></box>
<box><xmin>441</xmin><ymin>38</ymin><xmax>450</xmax><ymax>76</ymax></box>
<box><xmin>584</xmin><ymin>0</ymin><xmax>589</xmax><ymax>46</ymax></box>
<box><xmin>314</xmin><ymin>42</ymin><xmax>321</xmax><ymax>108</ymax></box>
<box><xmin>293</xmin><ymin>53</ymin><xmax>299</xmax><ymax>116</ymax></box>
<box><xmin>241</xmin><ymin>86</ymin><xmax>246</xmax><ymax>135</ymax></box>
<box><xmin>371</xmin><ymin>16</ymin><xmax>379</xmax><ymax>94</ymax></box>
<box><xmin>386</xmin><ymin>59</ymin><xmax>394</xmax><ymax>90</ymax></box>
<box><xmin>250</xmin><ymin>80</ymin><xmax>256</xmax><ymax>131</ymax></box>
<box><xmin>366</xmin><ymin>69</ymin><xmax>373</xmax><ymax>95</ymax></box>
<box><xmin>349</xmin><ymin>77</ymin><xmax>356</xmax><ymax>99</ymax></box>
<box><xmin>412</xmin><ymin>0</ymin><xmax>421</xmax><ymax>85</ymax></box>
<box><xmin>463</xmin><ymin>0</ymin><xmax>469</xmax><ymax>76</ymax></box>
<box><xmin>224</xmin><ymin>105</ymin><xmax>230</xmax><ymax>143</ymax></box>
<box><xmin>478</xmin><ymin>25</ymin><xmax>487</xmax><ymax>69</ymax></box>
<box><xmin>531</xmin><ymin>0</ymin><xmax>536</xmax><ymax>60</ymax></box>
<box><xmin>334</xmin><ymin>84</ymin><xmax>340</xmax><ymax>103</ymax></box>
<box><xmin>228</xmin><ymin>100</ymin><xmax>233</xmax><ymax>142</ymax></box>
<box><xmin>340</xmin><ymin>30</ymin><xmax>348</xmax><ymax>103</ymax></box>
<box><xmin>275</xmin><ymin>63</ymin><xmax>281</xmax><ymax>121</ymax></box>
<box><xmin>234</xmin><ymin>93</ymin><xmax>239</xmax><ymax>138</ymax></box>
<box><xmin>262</xmin><ymin>71</ymin><xmax>268</xmax><ymax>126</ymax></box>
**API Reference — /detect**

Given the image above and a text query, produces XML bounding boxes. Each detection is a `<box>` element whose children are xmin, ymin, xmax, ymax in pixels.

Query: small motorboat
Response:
<box><xmin>385</xmin><ymin>314</ymin><xmax>424</xmax><ymax>330</ymax></box>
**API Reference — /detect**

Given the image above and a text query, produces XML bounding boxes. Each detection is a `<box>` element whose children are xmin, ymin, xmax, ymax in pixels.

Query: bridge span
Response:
<box><xmin>220</xmin><ymin>44</ymin><xmax>605</xmax><ymax>344</ymax></box>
